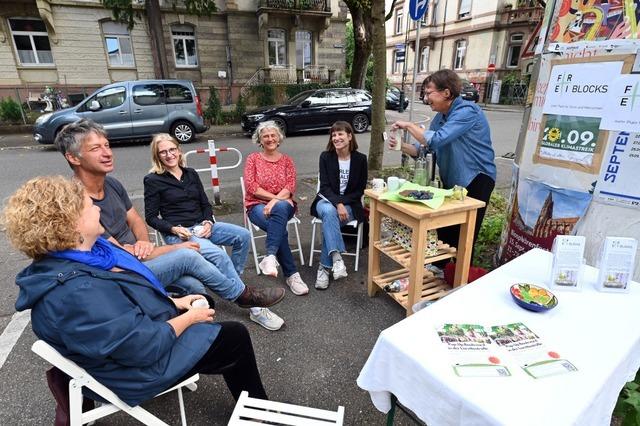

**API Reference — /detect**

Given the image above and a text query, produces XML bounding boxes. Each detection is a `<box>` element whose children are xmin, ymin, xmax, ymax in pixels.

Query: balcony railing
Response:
<box><xmin>303</xmin><ymin>65</ymin><xmax>328</xmax><ymax>82</ymax></box>
<box><xmin>240</xmin><ymin>65</ymin><xmax>336</xmax><ymax>97</ymax></box>
<box><xmin>268</xmin><ymin>66</ymin><xmax>297</xmax><ymax>84</ymax></box>
<box><xmin>258</xmin><ymin>0</ymin><xmax>329</xmax><ymax>12</ymax></box>
<box><xmin>501</xmin><ymin>6</ymin><xmax>544</xmax><ymax>25</ymax></box>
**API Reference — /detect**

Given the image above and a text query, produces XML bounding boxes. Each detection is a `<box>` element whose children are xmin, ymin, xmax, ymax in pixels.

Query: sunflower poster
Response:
<box><xmin>534</xmin><ymin>114</ymin><xmax>607</xmax><ymax>173</ymax></box>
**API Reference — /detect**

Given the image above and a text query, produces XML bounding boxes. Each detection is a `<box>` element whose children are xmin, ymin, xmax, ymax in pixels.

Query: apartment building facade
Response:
<box><xmin>385</xmin><ymin>0</ymin><xmax>542</xmax><ymax>102</ymax></box>
<box><xmin>0</xmin><ymin>0</ymin><xmax>349</xmax><ymax>103</ymax></box>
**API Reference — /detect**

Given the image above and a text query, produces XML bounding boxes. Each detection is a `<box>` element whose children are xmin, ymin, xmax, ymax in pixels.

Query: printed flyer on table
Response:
<box><xmin>437</xmin><ymin>322</ymin><xmax>577</xmax><ymax>379</ymax></box>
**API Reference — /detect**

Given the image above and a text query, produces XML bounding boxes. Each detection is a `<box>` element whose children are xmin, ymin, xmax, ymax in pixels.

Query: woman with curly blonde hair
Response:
<box><xmin>4</xmin><ymin>176</ymin><xmax>85</xmax><ymax>258</ymax></box>
<box><xmin>4</xmin><ymin>176</ymin><xmax>268</xmax><ymax>423</ymax></box>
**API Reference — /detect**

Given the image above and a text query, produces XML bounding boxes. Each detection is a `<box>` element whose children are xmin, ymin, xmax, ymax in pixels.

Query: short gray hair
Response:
<box><xmin>252</xmin><ymin>121</ymin><xmax>285</xmax><ymax>145</ymax></box>
<box><xmin>55</xmin><ymin>118</ymin><xmax>108</xmax><ymax>159</ymax></box>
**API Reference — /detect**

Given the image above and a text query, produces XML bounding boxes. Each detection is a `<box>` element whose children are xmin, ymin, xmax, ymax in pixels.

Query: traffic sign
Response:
<box><xmin>487</xmin><ymin>63</ymin><xmax>496</xmax><ymax>72</ymax></box>
<box><xmin>409</xmin><ymin>0</ymin><xmax>429</xmax><ymax>21</ymax></box>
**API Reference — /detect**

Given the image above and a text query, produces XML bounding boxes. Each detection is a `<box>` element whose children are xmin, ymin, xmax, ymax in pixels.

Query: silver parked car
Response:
<box><xmin>34</xmin><ymin>79</ymin><xmax>208</xmax><ymax>144</ymax></box>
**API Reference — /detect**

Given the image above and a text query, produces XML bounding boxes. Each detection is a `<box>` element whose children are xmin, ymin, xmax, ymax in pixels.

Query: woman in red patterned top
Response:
<box><xmin>243</xmin><ymin>121</ymin><xmax>309</xmax><ymax>295</ymax></box>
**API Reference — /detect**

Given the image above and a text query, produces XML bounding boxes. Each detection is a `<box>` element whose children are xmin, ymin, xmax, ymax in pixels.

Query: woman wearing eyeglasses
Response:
<box><xmin>144</xmin><ymin>134</ymin><xmax>285</xmax><ymax>331</ymax></box>
<box><xmin>389</xmin><ymin>70</ymin><xmax>496</xmax><ymax>268</ymax></box>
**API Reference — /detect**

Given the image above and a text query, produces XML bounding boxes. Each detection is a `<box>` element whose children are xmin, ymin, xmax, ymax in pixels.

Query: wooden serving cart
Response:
<box><xmin>365</xmin><ymin>189</ymin><xmax>485</xmax><ymax>316</ymax></box>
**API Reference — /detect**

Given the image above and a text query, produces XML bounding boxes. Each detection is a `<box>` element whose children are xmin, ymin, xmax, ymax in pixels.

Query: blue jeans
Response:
<box><xmin>315</xmin><ymin>200</ymin><xmax>354</xmax><ymax>268</ymax></box>
<box><xmin>248</xmin><ymin>201</ymin><xmax>298</xmax><ymax>278</ymax></box>
<box><xmin>144</xmin><ymin>247</ymin><xmax>244</xmax><ymax>301</ymax></box>
<box><xmin>163</xmin><ymin>222</ymin><xmax>250</xmax><ymax>276</ymax></box>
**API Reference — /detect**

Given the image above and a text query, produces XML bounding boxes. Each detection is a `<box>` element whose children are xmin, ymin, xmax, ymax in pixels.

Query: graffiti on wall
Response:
<box><xmin>550</xmin><ymin>0</ymin><xmax>640</xmax><ymax>43</ymax></box>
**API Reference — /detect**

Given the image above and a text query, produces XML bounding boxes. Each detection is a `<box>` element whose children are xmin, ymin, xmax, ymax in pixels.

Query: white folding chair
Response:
<box><xmin>228</xmin><ymin>391</ymin><xmax>344</xmax><ymax>425</ymax></box>
<box><xmin>32</xmin><ymin>340</ymin><xmax>199</xmax><ymax>426</ymax></box>
<box><xmin>240</xmin><ymin>177</ymin><xmax>305</xmax><ymax>274</ymax></box>
<box><xmin>308</xmin><ymin>179</ymin><xmax>364</xmax><ymax>271</ymax></box>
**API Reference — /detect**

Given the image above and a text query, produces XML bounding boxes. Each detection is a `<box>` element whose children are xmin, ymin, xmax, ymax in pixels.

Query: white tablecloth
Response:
<box><xmin>357</xmin><ymin>248</ymin><xmax>640</xmax><ymax>426</ymax></box>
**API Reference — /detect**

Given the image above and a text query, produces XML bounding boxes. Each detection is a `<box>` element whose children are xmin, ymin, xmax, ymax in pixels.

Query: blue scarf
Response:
<box><xmin>50</xmin><ymin>237</ymin><xmax>167</xmax><ymax>296</ymax></box>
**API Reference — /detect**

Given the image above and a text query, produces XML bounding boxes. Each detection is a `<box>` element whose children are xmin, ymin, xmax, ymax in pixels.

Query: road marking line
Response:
<box><xmin>0</xmin><ymin>310</ymin><xmax>31</xmax><ymax>370</ymax></box>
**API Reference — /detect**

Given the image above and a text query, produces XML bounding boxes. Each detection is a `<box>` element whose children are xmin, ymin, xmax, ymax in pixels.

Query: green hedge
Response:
<box><xmin>0</xmin><ymin>97</ymin><xmax>23</xmax><ymax>123</ymax></box>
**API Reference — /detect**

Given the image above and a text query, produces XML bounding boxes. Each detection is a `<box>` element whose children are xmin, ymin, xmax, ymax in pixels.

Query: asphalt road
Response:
<box><xmin>0</xmin><ymin>104</ymin><xmax>523</xmax><ymax>425</ymax></box>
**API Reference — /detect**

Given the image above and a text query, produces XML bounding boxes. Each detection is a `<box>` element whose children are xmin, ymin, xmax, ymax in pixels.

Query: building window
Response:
<box><xmin>102</xmin><ymin>21</ymin><xmax>134</xmax><ymax>67</ymax></box>
<box><xmin>507</xmin><ymin>33</ymin><xmax>524</xmax><ymax>68</ymax></box>
<box><xmin>453</xmin><ymin>39</ymin><xmax>467</xmax><ymax>70</ymax></box>
<box><xmin>412</xmin><ymin>12</ymin><xmax>429</xmax><ymax>28</ymax></box>
<box><xmin>267</xmin><ymin>29</ymin><xmax>286</xmax><ymax>66</ymax></box>
<box><xmin>395</xmin><ymin>9</ymin><xmax>403</xmax><ymax>34</ymax></box>
<box><xmin>458</xmin><ymin>0</ymin><xmax>472</xmax><ymax>19</ymax></box>
<box><xmin>431</xmin><ymin>0</ymin><xmax>439</xmax><ymax>25</ymax></box>
<box><xmin>393</xmin><ymin>49</ymin><xmax>404</xmax><ymax>74</ymax></box>
<box><xmin>419</xmin><ymin>46</ymin><xmax>429</xmax><ymax>72</ymax></box>
<box><xmin>8</xmin><ymin>18</ymin><xmax>54</xmax><ymax>65</ymax></box>
<box><xmin>295</xmin><ymin>31</ymin><xmax>312</xmax><ymax>68</ymax></box>
<box><xmin>172</xmin><ymin>24</ymin><xmax>198</xmax><ymax>67</ymax></box>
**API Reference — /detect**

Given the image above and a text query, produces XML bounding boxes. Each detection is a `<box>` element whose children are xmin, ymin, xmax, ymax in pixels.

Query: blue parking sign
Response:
<box><xmin>409</xmin><ymin>0</ymin><xmax>429</xmax><ymax>21</ymax></box>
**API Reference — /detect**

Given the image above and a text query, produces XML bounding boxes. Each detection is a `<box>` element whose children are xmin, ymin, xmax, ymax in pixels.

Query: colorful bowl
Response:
<box><xmin>510</xmin><ymin>283</ymin><xmax>558</xmax><ymax>312</ymax></box>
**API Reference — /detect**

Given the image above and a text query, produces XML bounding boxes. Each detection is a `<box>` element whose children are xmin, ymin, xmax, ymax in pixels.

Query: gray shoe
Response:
<box><xmin>332</xmin><ymin>259</ymin><xmax>348</xmax><ymax>280</ymax></box>
<box><xmin>249</xmin><ymin>308</ymin><xmax>284</xmax><ymax>331</ymax></box>
<box><xmin>315</xmin><ymin>267</ymin><xmax>330</xmax><ymax>290</ymax></box>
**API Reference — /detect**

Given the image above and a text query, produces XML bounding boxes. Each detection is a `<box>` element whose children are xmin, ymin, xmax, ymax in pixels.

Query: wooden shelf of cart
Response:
<box><xmin>372</xmin><ymin>268</ymin><xmax>454</xmax><ymax>310</ymax></box>
<box><xmin>365</xmin><ymin>189</ymin><xmax>485</xmax><ymax>316</ymax></box>
<box><xmin>373</xmin><ymin>240</ymin><xmax>457</xmax><ymax>268</ymax></box>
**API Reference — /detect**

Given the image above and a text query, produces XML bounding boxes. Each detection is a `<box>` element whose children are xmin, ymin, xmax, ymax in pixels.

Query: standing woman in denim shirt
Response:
<box><xmin>389</xmin><ymin>69</ymin><xmax>496</xmax><ymax>263</ymax></box>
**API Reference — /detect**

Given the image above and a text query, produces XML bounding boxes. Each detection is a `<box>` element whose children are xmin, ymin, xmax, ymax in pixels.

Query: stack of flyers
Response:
<box><xmin>436</xmin><ymin>323</ymin><xmax>578</xmax><ymax>379</ymax></box>
<box><xmin>597</xmin><ymin>237</ymin><xmax>638</xmax><ymax>293</ymax></box>
<box><xmin>436</xmin><ymin>323</ymin><xmax>511</xmax><ymax>377</ymax></box>
<box><xmin>488</xmin><ymin>323</ymin><xmax>578</xmax><ymax>379</ymax></box>
<box><xmin>550</xmin><ymin>235</ymin><xmax>586</xmax><ymax>291</ymax></box>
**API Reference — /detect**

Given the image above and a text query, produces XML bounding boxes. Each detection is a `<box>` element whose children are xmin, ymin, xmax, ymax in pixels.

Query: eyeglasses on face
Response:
<box><xmin>426</xmin><ymin>88</ymin><xmax>445</xmax><ymax>96</ymax></box>
<box><xmin>158</xmin><ymin>147</ymin><xmax>179</xmax><ymax>157</ymax></box>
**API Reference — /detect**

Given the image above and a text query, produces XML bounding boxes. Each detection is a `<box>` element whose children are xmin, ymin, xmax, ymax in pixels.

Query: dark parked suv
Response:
<box><xmin>241</xmin><ymin>88</ymin><xmax>371</xmax><ymax>135</ymax></box>
<box><xmin>34</xmin><ymin>79</ymin><xmax>208</xmax><ymax>144</ymax></box>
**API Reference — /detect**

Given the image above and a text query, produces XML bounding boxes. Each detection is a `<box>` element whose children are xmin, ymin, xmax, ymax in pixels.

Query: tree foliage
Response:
<box><xmin>343</xmin><ymin>0</ymin><xmax>396</xmax><ymax>89</ymax></box>
<box><xmin>101</xmin><ymin>0</ymin><xmax>217</xmax><ymax>28</ymax></box>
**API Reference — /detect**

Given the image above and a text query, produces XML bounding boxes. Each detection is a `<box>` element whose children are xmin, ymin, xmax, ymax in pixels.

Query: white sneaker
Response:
<box><xmin>285</xmin><ymin>272</ymin><xmax>309</xmax><ymax>295</ymax></box>
<box><xmin>249</xmin><ymin>308</ymin><xmax>284</xmax><ymax>331</ymax></box>
<box><xmin>315</xmin><ymin>267</ymin><xmax>330</xmax><ymax>290</ymax></box>
<box><xmin>259</xmin><ymin>255</ymin><xmax>279</xmax><ymax>277</ymax></box>
<box><xmin>332</xmin><ymin>259</ymin><xmax>348</xmax><ymax>280</ymax></box>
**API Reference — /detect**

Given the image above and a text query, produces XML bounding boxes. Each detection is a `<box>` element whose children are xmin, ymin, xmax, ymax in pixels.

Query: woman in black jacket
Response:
<box><xmin>144</xmin><ymin>133</ymin><xmax>285</xmax><ymax>331</ymax></box>
<box><xmin>310</xmin><ymin>121</ymin><xmax>367</xmax><ymax>290</ymax></box>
